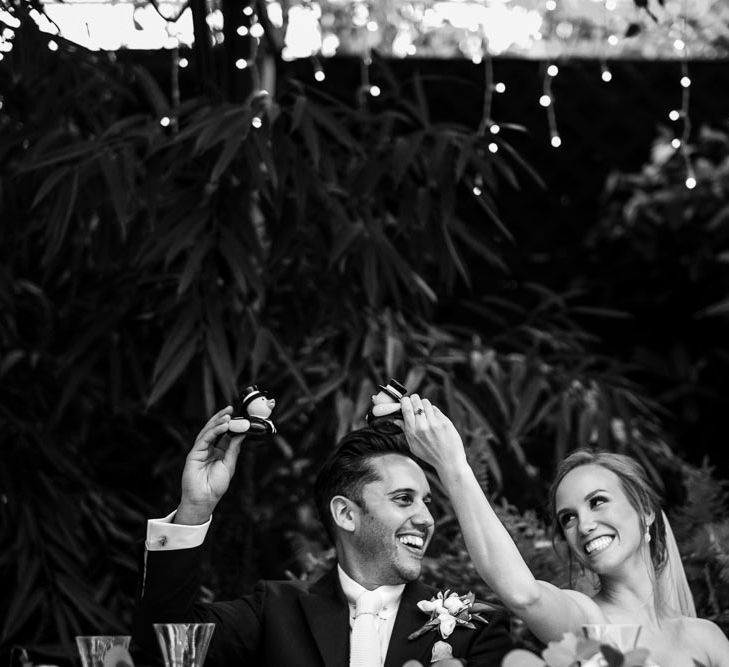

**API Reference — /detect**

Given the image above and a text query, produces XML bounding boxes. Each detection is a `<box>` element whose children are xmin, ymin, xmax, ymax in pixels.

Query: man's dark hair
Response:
<box><xmin>313</xmin><ymin>423</ymin><xmax>417</xmax><ymax>543</ymax></box>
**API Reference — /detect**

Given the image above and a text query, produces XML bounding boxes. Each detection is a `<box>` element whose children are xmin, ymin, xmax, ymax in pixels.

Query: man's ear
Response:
<box><xmin>330</xmin><ymin>495</ymin><xmax>358</xmax><ymax>533</ymax></box>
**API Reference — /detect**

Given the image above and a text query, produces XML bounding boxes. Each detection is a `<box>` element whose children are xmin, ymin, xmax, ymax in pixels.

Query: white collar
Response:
<box><xmin>337</xmin><ymin>564</ymin><xmax>405</xmax><ymax>618</ymax></box>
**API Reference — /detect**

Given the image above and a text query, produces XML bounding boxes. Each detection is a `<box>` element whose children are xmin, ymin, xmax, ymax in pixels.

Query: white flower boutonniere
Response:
<box><xmin>408</xmin><ymin>590</ymin><xmax>493</xmax><ymax>641</ymax></box>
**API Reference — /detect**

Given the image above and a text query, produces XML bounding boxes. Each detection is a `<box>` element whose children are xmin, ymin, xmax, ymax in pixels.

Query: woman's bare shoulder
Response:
<box><xmin>679</xmin><ymin>617</ymin><xmax>729</xmax><ymax>665</ymax></box>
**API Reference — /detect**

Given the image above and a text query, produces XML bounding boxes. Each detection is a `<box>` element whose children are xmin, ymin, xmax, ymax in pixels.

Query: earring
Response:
<box><xmin>645</xmin><ymin>527</ymin><xmax>651</xmax><ymax>544</ymax></box>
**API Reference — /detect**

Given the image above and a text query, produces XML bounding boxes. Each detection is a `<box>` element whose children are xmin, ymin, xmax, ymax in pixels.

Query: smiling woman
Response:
<box><xmin>399</xmin><ymin>394</ymin><xmax>729</xmax><ymax>667</ymax></box>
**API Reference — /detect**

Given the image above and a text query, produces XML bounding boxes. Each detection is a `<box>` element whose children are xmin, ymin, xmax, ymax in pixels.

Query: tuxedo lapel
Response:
<box><xmin>383</xmin><ymin>581</ymin><xmax>436</xmax><ymax>667</ymax></box>
<box><xmin>300</xmin><ymin>568</ymin><xmax>351</xmax><ymax>667</ymax></box>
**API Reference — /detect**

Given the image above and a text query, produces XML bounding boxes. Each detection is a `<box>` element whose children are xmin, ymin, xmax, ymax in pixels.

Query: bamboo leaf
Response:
<box><xmin>205</xmin><ymin>311</ymin><xmax>237</xmax><ymax>400</ymax></box>
<box><xmin>177</xmin><ymin>238</ymin><xmax>212</xmax><ymax>295</ymax></box>
<box><xmin>147</xmin><ymin>336</ymin><xmax>198</xmax><ymax>406</ymax></box>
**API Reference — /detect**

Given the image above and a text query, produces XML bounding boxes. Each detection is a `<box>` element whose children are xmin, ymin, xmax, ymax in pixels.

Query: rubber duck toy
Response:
<box><xmin>229</xmin><ymin>385</ymin><xmax>277</xmax><ymax>437</ymax></box>
<box><xmin>365</xmin><ymin>378</ymin><xmax>408</xmax><ymax>425</ymax></box>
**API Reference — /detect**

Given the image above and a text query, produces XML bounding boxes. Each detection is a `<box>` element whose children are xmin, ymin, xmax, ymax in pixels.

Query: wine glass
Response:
<box><xmin>153</xmin><ymin>623</ymin><xmax>215</xmax><ymax>667</ymax></box>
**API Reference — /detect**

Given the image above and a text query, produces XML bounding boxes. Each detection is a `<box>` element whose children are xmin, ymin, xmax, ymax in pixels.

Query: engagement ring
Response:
<box><xmin>415</xmin><ymin>408</ymin><xmax>424</xmax><ymax>415</ymax></box>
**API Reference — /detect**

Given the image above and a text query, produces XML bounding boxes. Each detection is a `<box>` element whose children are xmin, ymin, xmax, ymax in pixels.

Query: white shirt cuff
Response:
<box><xmin>146</xmin><ymin>510</ymin><xmax>211</xmax><ymax>551</ymax></box>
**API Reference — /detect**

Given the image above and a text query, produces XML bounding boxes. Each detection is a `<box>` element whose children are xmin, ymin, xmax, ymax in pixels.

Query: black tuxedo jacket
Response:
<box><xmin>133</xmin><ymin>545</ymin><xmax>513</xmax><ymax>667</ymax></box>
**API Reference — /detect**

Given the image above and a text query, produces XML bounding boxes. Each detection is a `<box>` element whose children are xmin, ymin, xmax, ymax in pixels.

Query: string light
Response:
<box><xmin>668</xmin><ymin>109</ymin><xmax>680</xmax><ymax>121</ymax></box>
<box><xmin>242</xmin><ymin>6</ymin><xmax>254</xmax><ymax>16</ymax></box>
<box><xmin>160</xmin><ymin>116</ymin><xmax>171</xmax><ymax>127</ymax></box>
<box><xmin>490</xmin><ymin>124</ymin><xmax>500</xmax><ymax>134</ymax></box>
<box><xmin>477</xmin><ymin>52</ymin><xmax>494</xmax><ymax>136</ymax></box>
<box><xmin>600</xmin><ymin>0</ymin><xmax>613</xmax><ymax>84</ymax></box>
<box><xmin>473</xmin><ymin>173</ymin><xmax>483</xmax><ymax>197</ymax></box>
<box><xmin>494</xmin><ymin>82</ymin><xmax>506</xmax><ymax>94</ymax></box>
<box><xmin>671</xmin><ymin>138</ymin><xmax>681</xmax><ymax>149</ymax></box>
<box><xmin>488</xmin><ymin>142</ymin><xmax>498</xmax><ymax>153</ymax></box>
<box><xmin>249</xmin><ymin>23</ymin><xmax>264</xmax><ymax>39</ymax></box>
<box><xmin>251</xmin><ymin>116</ymin><xmax>262</xmax><ymax>128</ymax></box>
<box><xmin>48</xmin><ymin>40</ymin><xmax>58</xmax><ymax>51</ymax></box>
<box><xmin>545</xmin><ymin>0</ymin><xmax>557</xmax><ymax>10</ymax></box>
<box><xmin>676</xmin><ymin>0</ymin><xmax>694</xmax><ymax>190</ymax></box>
<box><xmin>311</xmin><ymin>56</ymin><xmax>325</xmax><ymax>82</ymax></box>
<box><xmin>235</xmin><ymin>58</ymin><xmax>249</xmax><ymax>69</ymax></box>
<box><xmin>237</xmin><ymin>25</ymin><xmax>249</xmax><ymax>36</ymax></box>
<box><xmin>547</xmin><ymin>64</ymin><xmax>559</xmax><ymax>77</ymax></box>
<box><xmin>542</xmin><ymin>62</ymin><xmax>559</xmax><ymax>147</ymax></box>
<box><xmin>369</xmin><ymin>85</ymin><xmax>381</xmax><ymax>97</ymax></box>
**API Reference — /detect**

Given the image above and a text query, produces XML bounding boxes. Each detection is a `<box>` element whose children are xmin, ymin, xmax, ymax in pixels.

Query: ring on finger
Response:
<box><xmin>414</xmin><ymin>408</ymin><xmax>425</xmax><ymax>416</ymax></box>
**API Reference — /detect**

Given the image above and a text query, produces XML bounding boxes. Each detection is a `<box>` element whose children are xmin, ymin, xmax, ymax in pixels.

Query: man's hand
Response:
<box><xmin>175</xmin><ymin>406</ymin><xmax>245</xmax><ymax>525</ymax></box>
<box><xmin>400</xmin><ymin>394</ymin><xmax>469</xmax><ymax>472</ymax></box>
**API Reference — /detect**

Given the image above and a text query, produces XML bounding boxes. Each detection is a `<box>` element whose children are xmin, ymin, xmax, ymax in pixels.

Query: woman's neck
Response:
<box><xmin>595</xmin><ymin>557</ymin><xmax>659</xmax><ymax>623</ymax></box>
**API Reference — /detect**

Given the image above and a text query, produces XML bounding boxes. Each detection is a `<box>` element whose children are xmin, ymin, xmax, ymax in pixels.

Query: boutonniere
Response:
<box><xmin>408</xmin><ymin>589</ymin><xmax>492</xmax><ymax>640</ymax></box>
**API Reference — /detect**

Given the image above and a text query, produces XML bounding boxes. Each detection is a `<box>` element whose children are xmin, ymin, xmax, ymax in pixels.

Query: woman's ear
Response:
<box><xmin>645</xmin><ymin>510</ymin><xmax>655</xmax><ymax>528</ymax></box>
<box><xmin>330</xmin><ymin>495</ymin><xmax>358</xmax><ymax>533</ymax></box>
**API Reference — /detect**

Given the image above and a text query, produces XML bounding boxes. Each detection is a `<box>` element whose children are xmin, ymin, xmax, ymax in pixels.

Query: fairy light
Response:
<box><xmin>547</xmin><ymin>64</ymin><xmax>559</xmax><ymax>77</ymax></box>
<box><xmin>488</xmin><ymin>142</ymin><xmax>498</xmax><ymax>153</ymax></box>
<box><xmin>477</xmin><ymin>52</ymin><xmax>494</xmax><ymax>136</ymax></box>
<box><xmin>237</xmin><ymin>25</ymin><xmax>249</xmax><ymax>36</ymax></box>
<box><xmin>490</xmin><ymin>124</ymin><xmax>500</xmax><ymax>134</ymax></box>
<box><xmin>160</xmin><ymin>116</ymin><xmax>171</xmax><ymax>127</ymax></box>
<box><xmin>314</xmin><ymin>69</ymin><xmax>325</xmax><ymax>82</ymax></box>
<box><xmin>607</xmin><ymin>34</ymin><xmax>618</xmax><ymax>46</ymax></box>
<box><xmin>668</xmin><ymin>109</ymin><xmax>680</xmax><ymax>121</ymax></box>
<box><xmin>249</xmin><ymin>23</ymin><xmax>264</xmax><ymax>39</ymax></box>
<box><xmin>251</xmin><ymin>116</ymin><xmax>262</xmax><ymax>128</ymax></box>
<box><xmin>369</xmin><ymin>85</ymin><xmax>381</xmax><ymax>97</ymax></box>
<box><xmin>178</xmin><ymin>57</ymin><xmax>189</xmax><ymax>68</ymax></box>
<box><xmin>494</xmin><ymin>82</ymin><xmax>506</xmax><ymax>94</ymax></box>
<box><xmin>48</xmin><ymin>39</ymin><xmax>58</xmax><ymax>51</ymax></box>
<box><xmin>676</xmin><ymin>0</ymin><xmax>694</xmax><ymax>190</ymax></box>
<box><xmin>542</xmin><ymin>62</ymin><xmax>559</xmax><ymax>147</ymax></box>
<box><xmin>546</xmin><ymin>0</ymin><xmax>557</xmax><ymax>10</ymax></box>
<box><xmin>599</xmin><ymin>0</ymin><xmax>613</xmax><ymax>85</ymax></box>
<box><xmin>473</xmin><ymin>173</ymin><xmax>483</xmax><ymax>197</ymax></box>
<box><xmin>243</xmin><ymin>5</ymin><xmax>254</xmax><ymax>16</ymax></box>
<box><xmin>671</xmin><ymin>138</ymin><xmax>681</xmax><ymax>149</ymax></box>
<box><xmin>235</xmin><ymin>58</ymin><xmax>249</xmax><ymax>69</ymax></box>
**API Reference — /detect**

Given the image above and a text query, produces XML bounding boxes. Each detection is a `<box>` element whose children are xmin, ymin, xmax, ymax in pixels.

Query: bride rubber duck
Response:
<box><xmin>365</xmin><ymin>379</ymin><xmax>408</xmax><ymax>424</ymax></box>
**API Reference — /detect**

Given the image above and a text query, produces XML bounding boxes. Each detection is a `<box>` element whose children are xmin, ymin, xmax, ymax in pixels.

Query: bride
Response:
<box><xmin>399</xmin><ymin>394</ymin><xmax>729</xmax><ymax>667</ymax></box>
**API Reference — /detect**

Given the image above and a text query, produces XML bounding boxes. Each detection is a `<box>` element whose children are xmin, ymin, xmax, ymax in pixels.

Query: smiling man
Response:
<box><xmin>132</xmin><ymin>410</ymin><xmax>513</xmax><ymax>667</ymax></box>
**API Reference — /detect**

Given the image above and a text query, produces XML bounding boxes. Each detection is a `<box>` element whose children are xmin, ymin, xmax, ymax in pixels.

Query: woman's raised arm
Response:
<box><xmin>400</xmin><ymin>394</ymin><xmax>602</xmax><ymax>643</ymax></box>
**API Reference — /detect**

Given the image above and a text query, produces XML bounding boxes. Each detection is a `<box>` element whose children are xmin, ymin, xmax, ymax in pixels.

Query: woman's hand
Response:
<box><xmin>175</xmin><ymin>406</ymin><xmax>245</xmax><ymax>525</ymax></box>
<box><xmin>400</xmin><ymin>394</ymin><xmax>469</xmax><ymax>473</ymax></box>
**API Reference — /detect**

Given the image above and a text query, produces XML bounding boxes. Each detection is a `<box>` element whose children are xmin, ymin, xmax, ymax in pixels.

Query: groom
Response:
<box><xmin>132</xmin><ymin>405</ymin><xmax>513</xmax><ymax>666</ymax></box>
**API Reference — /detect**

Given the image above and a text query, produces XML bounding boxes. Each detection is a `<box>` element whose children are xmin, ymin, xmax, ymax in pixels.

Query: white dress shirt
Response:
<box><xmin>337</xmin><ymin>565</ymin><xmax>405</xmax><ymax>666</ymax></box>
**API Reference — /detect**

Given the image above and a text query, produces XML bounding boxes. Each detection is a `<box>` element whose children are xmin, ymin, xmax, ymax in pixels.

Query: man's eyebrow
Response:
<box><xmin>387</xmin><ymin>487</ymin><xmax>416</xmax><ymax>495</ymax></box>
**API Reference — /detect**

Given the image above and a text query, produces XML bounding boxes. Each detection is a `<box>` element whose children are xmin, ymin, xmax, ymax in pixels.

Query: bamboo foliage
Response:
<box><xmin>1</xmin><ymin>8</ymin><xmax>712</xmax><ymax>657</ymax></box>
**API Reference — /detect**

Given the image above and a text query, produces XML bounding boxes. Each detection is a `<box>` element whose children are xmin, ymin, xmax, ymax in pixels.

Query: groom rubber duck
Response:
<box><xmin>365</xmin><ymin>378</ymin><xmax>408</xmax><ymax>424</ymax></box>
<box><xmin>229</xmin><ymin>385</ymin><xmax>277</xmax><ymax>437</ymax></box>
